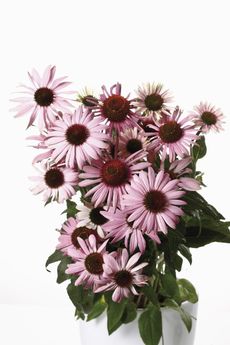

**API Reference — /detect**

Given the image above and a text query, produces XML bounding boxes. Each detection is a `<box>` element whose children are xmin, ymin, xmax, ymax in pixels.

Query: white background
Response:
<box><xmin>0</xmin><ymin>0</ymin><xmax>230</xmax><ymax>344</ymax></box>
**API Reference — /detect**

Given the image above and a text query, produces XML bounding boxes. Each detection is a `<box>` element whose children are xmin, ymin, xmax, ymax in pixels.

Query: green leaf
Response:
<box><xmin>174</xmin><ymin>254</ymin><xmax>183</xmax><ymax>272</ymax></box>
<box><xmin>107</xmin><ymin>299</ymin><xmax>127</xmax><ymax>335</ymax></box>
<box><xmin>142</xmin><ymin>286</ymin><xmax>159</xmax><ymax>305</ymax></box>
<box><xmin>67</xmin><ymin>283</ymin><xmax>95</xmax><ymax>314</ymax></box>
<box><xmin>80</xmin><ymin>290</ymin><xmax>94</xmax><ymax>314</ymax></box>
<box><xmin>45</xmin><ymin>250</ymin><xmax>64</xmax><ymax>272</ymax></box>
<box><xmin>183</xmin><ymin>192</ymin><xmax>224</xmax><ymax>220</ymax></box>
<box><xmin>103</xmin><ymin>291</ymin><xmax>113</xmax><ymax>303</ymax></box>
<box><xmin>177</xmin><ymin>279</ymin><xmax>198</xmax><ymax>304</ymax></box>
<box><xmin>160</xmin><ymin>273</ymin><xmax>180</xmax><ymax>302</ymax></box>
<box><xmin>167</xmin><ymin>229</ymin><xmax>185</xmax><ymax>250</ymax></box>
<box><xmin>67</xmin><ymin>284</ymin><xmax>84</xmax><ymax>307</ymax></box>
<box><xmin>56</xmin><ymin>256</ymin><xmax>72</xmax><ymax>284</ymax></box>
<box><xmin>179</xmin><ymin>307</ymin><xmax>192</xmax><ymax>332</ymax></box>
<box><xmin>138</xmin><ymin>305</ymin><xmax>162</xmax><ymax>345</ymax></box>
<box><xmin>178</xmin><ymin>244</ymin><xmax>192</xmax><ymax>264</ymax></box>
<box><xmin>62</xmin><ymin>199</ymin><xmax>77</xmax><ymax>218</ymax></box>
<box><xmin>195</xmin><ymin>171</ymin><xmax>206</xmax><ymax>187</ymax></box>
<box><xmin>163</xmin><ymin>299</ymin><xmax>192</xmax><ymax>332</ymax></box>
<box><xmin>163</xmin><ymin>298</ymin><xmax>178</xmax><ymax>308</ymax></box>
<box><xmin>108</xmin><ymin>320</ymin><xmax>122</xmax><ymax>334</ymax></box>
<box><xmin>185</xmin><ymin>217</ymin><xmax>230</xmax><ymax>248</ymax></box>
<box><xmin>192</xmin><ymin>136</ymin><xmax>207</xmax><ymax>162</ymax></box>
<box><xmin>122</xmin><ymin>301</ymin><xmax>137</xmax><ymax>324</ymax></box>
<box><xmin>75</xmin><ymin>308</ymin><xmax>85</xmax><ymax>320</ymax></box>
<box><xmin>158</xmin><ymin>228</ymin><xmax>185</xmax><ymax>275</ymax></box>
<box><xmin>87</xmin><ymin>299</ymin><xmax>107</xmax><ymax>321</ymax></box>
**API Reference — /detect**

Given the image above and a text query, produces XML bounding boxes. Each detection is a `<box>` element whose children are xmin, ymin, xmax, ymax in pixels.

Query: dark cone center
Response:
<box><xmin>44</xmin><ymin>168</ymin><xmax>64</xmax><ymax>188</ymax></box>
<box><xmin>201</xmin><ymin>111</ymin><xmax>217</xmax><ymax>125</ymax></box>
<box><xmin>71</xmin><ymin>227</ymin><xmax>95</xmax><ymax>249</ymax></box>
<box><xmin>65</xmin><ymin>124</ymin><xmax>89</xmax><ymax>145</ymax></box>
<box><xmin>85</xmin><ymin>252</ymin><xmax>104</xmax><ymax>274</ymax></box>
<box><xmin>114</xmin><ymin>270</ymin><xmax>133</xmax><ymax>287</ymax></box>
<box><xmin>101</xmin><ymin>159</ymin><xmax>130</xmax><ymax>186</ymax></box>
<box><xmin>159</xmin><ymin>121</ymin><xmax>183</xmax><ymax>143</ymax></box>
<box><xmin>126</xmin><ymin>139</ymin><xmax>143</xmax><ymax>154</ymax></box>
<box><xmin>144</xmin><ymin>93</ymin><xmax>164</xmax><ymax>111</ymax></box>
<box><xmin>144</xmin><ymin>190</ymin><xmax>168</xmax><ymax>213</ymax></box>
<box><xmin>89</xmin><ymin>207</ymin><xmax>108</xmax><ymax>226</ymax></box>
<box><xmin>34</xmin><ymin>87</ymin><xmax>54</xmax><ymax>106</ymax></box>
<box><xmin>102</xmin><ymin>95</ymin><xmax>130</xmax><ymax>122</ymax></box>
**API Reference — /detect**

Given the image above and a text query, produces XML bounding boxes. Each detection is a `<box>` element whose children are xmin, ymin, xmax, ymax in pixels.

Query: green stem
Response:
<box><xmin>153</xmin><ymin>274</ymin><xmax>160</xmax><ymax>293</ymax></box>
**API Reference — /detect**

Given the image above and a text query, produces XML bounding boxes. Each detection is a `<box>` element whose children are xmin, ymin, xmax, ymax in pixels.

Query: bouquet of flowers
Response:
<box><xmin>13</xmin><ymin>65</ymin><xmax>230</xmax><ymax>345</ymax></box>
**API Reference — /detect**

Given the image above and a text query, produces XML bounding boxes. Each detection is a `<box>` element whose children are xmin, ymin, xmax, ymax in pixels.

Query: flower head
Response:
<box><xmin>79</xmin><ymin>151</ymin><xmax>150</xmax><ymax>208</ymax></box>
<box><xmin>29</xmin><ymin>163</ymin><xmax>78</xmax><ymax>203</ymax></box>
<box><xmin>148</xmin><ymin>107</ymin><xmax>198</xmax><ymax>162</ymax></box>
<box><xmin>95</xmin><ymin>248</ymin><xmax>148</xmax><ymax>302</ymax></box>
<box><xmin>76</xmin><ymin>87</ymin><xmax>99</xmax><ymax>108</ymax></box>
<box><xmin>66</xmin><ymin>235</ymin><xmax>108</xmax><ymax>288</ymax></box>
<box><xmin>122</xmin><ymin>167</ymin><xmax>185</xmax><ymax>234</ymax></box>
<box><xmin>119</xmin><ymin>128</ymin><xmax>149</xmax><ymax>157</ymax></box>
<box><xmin>93</xmin><ymin>83</ymin><xmax>140</xmax><ymax>132</ymax></box>
<box><xmin>11</xmin><ymin>65</ymin><xmax>73</xmax><ymax>130</ymax></box>
<box><xmin>45</xmin><ymin>107</ymin><xmax>108</xmax><ymax>169</ymax></box>
<box><xmin>135</xmin><ymin>83</ymin><xmax>173</xmax><ymax>119</ymax></box>
<box><xmin>76</xmin><ymin>203</ymin><xmax>108</xmax><ymax>238</ymax></box>
<box><xmin>56</xmin><ymin>217</ymin><xmax>98</xmax><ymax>255</ymax></box>
<box><xmin>190</xmin><ymin>102</ymin><xmax>224</xmax><ymax>133</ymax></box>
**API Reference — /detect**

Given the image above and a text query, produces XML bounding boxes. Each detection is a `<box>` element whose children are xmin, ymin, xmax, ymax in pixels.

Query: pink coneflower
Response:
<box><xmin>29</xmin><ymin>163</ymin><xmax>78</xmax><ymax>203</ymax></box>
<box><xmin>76</xmin><ymin>87</ymin><xmax>98</xmax><ymax>108</ymax></box>
<box><xmin>11</xmin><ymin>65</ymin><xmax>73</xmax><ymax>130</ymax></box>
<box><xmin>79</xmin><ymin>151</ymin><xmax>150</xmax><ymax>208</ymax></box>
<box><xmin>167</xmin><ymin>157</ymin><xmax>201</xmax><ymax>191</ymax></box>
<box><xmin>95</xmin><ymin>249</ymin><xmax>148</xmax><ymax>303</ymax></box>
<box><xmin>93</xmin><ymin>83</ymin><xmax>140</xmax><ymax>132</ymax></box>
<box><xmin>135</xmin><ymin>83</ymin><xmax>173</xmax><ymax>119</ymax></box>
<box><xmin>190</xmin><ymin>102</ymin><xmax>225</xmax><ymax>133</ymax></box>
<box><xmin>56</xmin><ymin>217</ymin><xmax>98</xmax><ymax>255</ymax></box>
<box><xmin>119</xmin><ymin>128</ymin><xmax>149</xmax><ymax>157</ymax></box>
<box><xmin>101</xmin><ymin>207</ymin><xmax>160</xmax><ymax>254</ymax></box>
<box><xmin>122</xmin><ymin>167</ymin><xmax>185</xmax><ymax>234</ymax></box>
<box><xmin>76</xmin><ymin>203</ymin><xmax>108</xmax><ymax>238</ymax></box>
<box><xmin>148</xmin><ymin>107</ymin><xmax>198</xmax><ymax>162</ymax></box>
<box><xmin>66</xmin><ymin>235</ymin><xmax>108</xmax><ymax>288</ymax></box>
<box><xmin>45</xmin><ymin>107</ymin><xmax>108</xmax><ymax>169</ymax></box>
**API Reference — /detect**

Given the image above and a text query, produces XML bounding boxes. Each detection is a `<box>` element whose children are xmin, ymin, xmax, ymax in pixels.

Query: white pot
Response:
<box><xmin>79</xmin><ymin>302</ymin><xmax>198</xmax><ymax>345</ymax></box>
